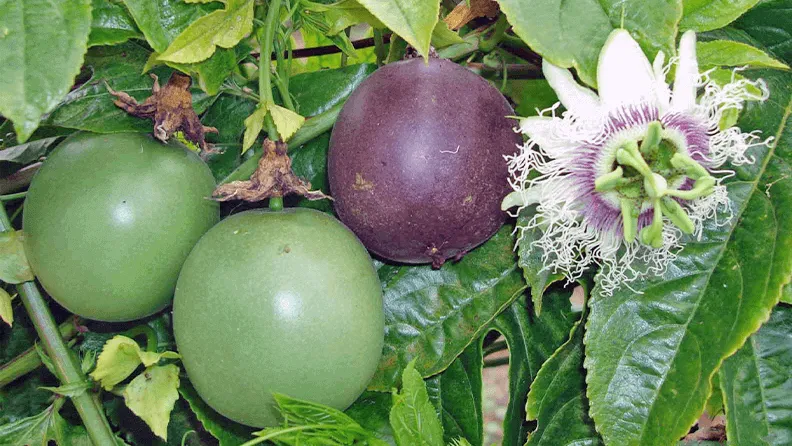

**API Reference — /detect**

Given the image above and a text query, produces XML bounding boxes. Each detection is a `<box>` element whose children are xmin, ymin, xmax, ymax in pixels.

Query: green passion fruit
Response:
<box><xmin>22</xmin><ymin>132</ymin><xmax>219</xmax><ymax>322</ymax></box>
<box><xmin>328</xmin><ymin>57</ymin><xmax>522</xmax><ymax>266</ymax></box>
<box><xmin>173</xmin><ymin>208</ymin><xmax>384</xmax><ymax>427</ymax></box>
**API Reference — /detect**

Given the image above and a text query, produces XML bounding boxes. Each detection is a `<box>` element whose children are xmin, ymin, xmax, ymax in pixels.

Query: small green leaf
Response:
<box><xmin>35</xmin><ymin>342</ymin><xmax>58</xmax><ymax>377</ymax></box>
<box><xmin>0</xmin><ymin>230</ymin><xmax>34</xmax><ymax>284</ymax></box>
<box><xmin>0</xmin><ymin>402</ymin><xmax>91</xmax><ymax>446</ymax></box>
<box><xmin>39</xmin><ymin>381</ymin><xmax>92</xmax><ymax>398</ymax></box>
<box><xmin>267</xmin><ymin>103</ymin><xmax>306</xmax><ymax>142</ymax></box>
<box><xmin>242</xmin><ymin>106</ymin><xmax>268</xmax><ymax>154</ymax></box>
<box><xmin>0</xmin><ymin>137</ymin><xmax>62</xmax><ymax>166</ymax></box>
<box><xmin>0</xmin><ymin>0</ymin><xmax>92</xmax><ymax>142</ymax></box>
<box><xmin>0</xmin><ymin>288</ymin><xmax>13</xmax><ymax>326</ymax></box>
<box><xmin>122</xmin><ymin>364</ymin><xmax>181</xmax><ymax>441</ymax></box>
<box><xmin>90</xmin><ymin>335</ymin><xmax>179</xmax><ymax>390</ymax></box>
<box><xmin>680</xmin><ymin>0</ymin><xmax>761</xmax><ymax>32</ymax></box>
<box><xmin>389</xmin><ymin>360</ymin><xmax>445</xmax><ymax>446</ymax></box>
<box><xmin>431</xmin><ymin>21</ymin><xmax>465</xmax><ymax>48</ymax></box>
<box><xmin>355</xmin><ymin>0</ymin><xmax>439</xmax><ymax>61</ymax></box>
<box><xmin>720</xmin><ymin>305</ymin><xmax>792</xmax><ymax>445</ymax></box>
<box><xmin>516</xmin><ymin>209</ymin><xmax>565</xmax><ymax>315</ymax></box>
<box><xmin>88</xmin><ymin>0</ymin><xmax>143</xmax><ymax>47</ymax></box>
<box><xmin>158</xmin><ymin>0</ymin><xmax>254</xmax><ymax>63</ymax></box>
<box><xmin>697</xmin><ymin>40</ymin><xmax>789</xmax><ymax>69</ymax></box>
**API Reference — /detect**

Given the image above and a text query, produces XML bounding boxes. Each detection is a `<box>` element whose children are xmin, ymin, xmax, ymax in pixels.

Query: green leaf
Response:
<box><xmin>516</xmin><ymin>209</ymin><xmax>565</xmax><ymax>315</ymax></box>
<box><xmin>734</xmin><ymin>0</ymin><xmax>792</xmax><ymax>67</ymax></box>
<box><xmin>0</xmin><ymin>370</ymin><xmax>54</xmax><ymax>425</ymax></box>
<box><xmin>0</xmin><ymin>230</ymin><xmax>34</xmax><ymax>284</ymax></box>
<box><xmin>368</xmin><ymin>225</ymin><xmax>525</xmax><ymax>391</ymax></box>
<box><xmin>355</xmin><ymin>0</ymin><xmax>439</xmax><ymax>61</ymax></box>
<box><xmin>426</xmin><ymin>341</ymin><xmax>483</xmax><ymax>446</ymax></box>
<box><xmin>680</xmin><ymin>0</ymin><xmax>761</xmax><ymax>32</ymax></box>
<box><xmin>345</xmin><ymin>391</ymin><xmax>396</xmax><ymax>444</ymax></box>
<box><xmin>179</xmin><ymin>380</ymin><xmax>254</xmax><ymax>446</ymax></box>
<box><xmin>0</xmin><ymin>0</ymin><xmax>92</xmax><ymax>142</ymax></box>
<box><xmin>317</xmin><ymin>0</ymin><xmax>385</xmax><ymax>35</ymax></box>
<box><xmin>496</xmin><ymin>0</ymin><xmax>682</xmax><ymax>87</ymax></box>
<box><xmin>584</xmin><ymin>69</ymin><xmax>792</xmax><ymax>446</ymax></box>
<box><xmin>0</xmin><ymin>137</ymin><xmax>62</xmax><ymax>167</ymax></box>
<box><xmin>0</xmin><ymin>402</ymin><xmax>92</xmax><ymax>446</ymax></box>
<box><xmin>0</xmin><ymin>288</ymin><xmax>12</xmax><ymax>326</ymax></box>
<box><xmin>525</xmin><ymin>312</ymin><xmax>600</xmax><ymax>445</ymax></box>
<box><xmin>697</xmin><ymin>40</ymin><xmax>789</xmax><ymax>69</ymax></box>
<box><xmin>289</xmin><ymin>63</ymin><xmax>377</xmax><ymax>117</ymax></box>
<box><xmin>491</xmin><ymin>289</ymin><xmax>580</xmax><ymax>446</ymax></box>
<box><xmin>504</xmin><ymin>79</ymin><xmax>559</xmax><ymax>118</ymax></box>
<box><xmin>389</xmin><ymin>360</ymin><xmax>445</xmax><ymax>446</ymax></box>
<box><xmin>720</xmin><ymin>304</ymin><xmax>792</xmax><ymax>445</ymax></box>
<box><xmin>123</xmin><ymin>364</ymin><xmax>181</xmax><ymax>441</ymax></box>
<box><xmin>44</xmin><ymin>42</ymin><xmax>213</xmax><ymax>133</ymax></box>
<box><xmin>88</xmin><ymin>0</ymin><xmax>143</xmax><ymax>47</ymax></box>
<box><xmin>90</xmin><ymin>335</ymin><xmax>180</xmax><ymax>390</ymax></box>
<box><xmin>705</xmin><ymin>372</ymin><xmax>724</xmax><ymax>416</ymax></box>
<box><xmin>431</xmin><ymin>21</ymin><xmax>465</xmax><ymax>49</ymax></box>
<box><xmin>782</xmin><ymin>283</ymin><xmax>792</xmax><ymax>305</ymax></box>
<box><xmin>39</xmin><ymin>381</ymin><xmax>92</xmax><ymax>398</ymax></box>
<box><xmin>158</xmin><ymin>0</ymin><xmax>254</xmax><ymax>64</ymax></box>
<box><xmin>267</xmin><ymin>102</ymin><xmax>306</xmax><ymax>142</ymax></box>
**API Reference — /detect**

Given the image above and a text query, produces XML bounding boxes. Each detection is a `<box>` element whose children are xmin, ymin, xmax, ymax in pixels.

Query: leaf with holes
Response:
<box><xmin>720</xmin><ymin>304</ymin><xmax>792</xmax><ymax>445</ymax></box>
<box><xmin>584</xmin><ymin>69</ymin><xmax>792</xmax><ymax>446</ymax></box>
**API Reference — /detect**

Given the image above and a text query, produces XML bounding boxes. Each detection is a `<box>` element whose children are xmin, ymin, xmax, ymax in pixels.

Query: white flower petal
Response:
<box><xmin>519</xmin><ymin>116</ymin><xmax>573</xmax><ymax>152</ymax></box>
<box><xmin>597</xmin><ymin>29</ymin><xmax>656</xmax><ymax>110</ymax></box>
<box><xmin>542</xmin><ymin>60</ymin><xmax>600</xmax><ymax>119</ymax></box>
<box><xmin>671</xmin><ymin>30</ymin><xmax>698</xmax><ymax>112</ymax></box>
<box><xmin>653</xmin><ymin>50</ymin><xmax>671</xmax><ymax>113</ymax></box>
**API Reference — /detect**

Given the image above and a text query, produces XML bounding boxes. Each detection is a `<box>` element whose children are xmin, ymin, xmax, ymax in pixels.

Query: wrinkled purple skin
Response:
<box><xmin>328</xmin><ymin>57</ymin><xmax>522</xmax><ymax>266</ymax></box>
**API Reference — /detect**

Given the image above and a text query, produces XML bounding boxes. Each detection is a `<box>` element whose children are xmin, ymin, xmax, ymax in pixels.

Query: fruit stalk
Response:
<box><xmin>0</xmin><ymin>318</ymin><xmax>80</xmax><ymax>388</ymax></box>
<box><xmin>0</xmin><ymin>203</ymin><xmax>116</xmax><ymax>446</ymax></box>
<box><xmin>258</xmin><ymin>0</ymin><xmax>282</xmax><ymax>141</ymax></box>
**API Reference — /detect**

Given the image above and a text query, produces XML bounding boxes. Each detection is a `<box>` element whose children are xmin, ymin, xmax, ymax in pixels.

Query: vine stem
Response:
<box><xmin>483</xmin><ymin>357</ymin><xmax>509</xmax><ymax>368</ymax></box>
<box><xmin>0</xmin><ymin>318</ymin><xmax>80</xmax><ymax>388</ymax></box>
<box><xmin>0</xmin><ymin>203</ymin><xmax>116</xmax><ymax>445</ymax></box>
<box><xmin>0</xmin><ymin>191</ymin><xmax>26</xmax><ymax>201</ymax></box>
<box><xmin>259</xmin><ymin>0</ymin><xmax>282</xmax><ymax>141</ymax></box>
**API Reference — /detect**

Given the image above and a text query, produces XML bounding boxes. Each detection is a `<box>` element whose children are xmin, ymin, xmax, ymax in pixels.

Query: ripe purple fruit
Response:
<box><xmin>328</xmin><ymin>57</ymin><xmax>521</xmax><ymax>266</ymax></box>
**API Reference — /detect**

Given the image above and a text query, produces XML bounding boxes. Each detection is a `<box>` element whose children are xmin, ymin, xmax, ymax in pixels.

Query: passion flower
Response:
<box><xmin>502</xmin><ymin>29</ymin><xmax>770</xmax><ymax>294</ymax></box>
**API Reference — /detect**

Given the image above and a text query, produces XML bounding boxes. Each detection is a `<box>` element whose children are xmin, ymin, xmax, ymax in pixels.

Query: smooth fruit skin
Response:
<box><xmin>173</xmin><ymin>208</ymin><xmax>385</xmax><ymax>428</ymax></box>
<box><xmin>328</xmin><ymin>57</ymin><xmax>522</xmax><ymax>265</ymax></box>
<box><xmin>23</xmin><ymin>132</ymin><xmax>219</xmax><ymax>322</ymax></box>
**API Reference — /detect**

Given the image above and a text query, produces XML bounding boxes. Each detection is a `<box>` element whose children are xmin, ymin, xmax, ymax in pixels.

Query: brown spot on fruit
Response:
<box><xmin>352</xmin><ymin>173</ymin><xmax>375</xmax><ymax>192</ymax></box>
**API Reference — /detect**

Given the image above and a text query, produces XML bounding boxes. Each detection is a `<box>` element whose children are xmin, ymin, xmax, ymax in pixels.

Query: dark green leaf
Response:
<box><xmin>289</xmin><ymin>63</ymin><xmax>377</xmax><ymax>117</ymax></box>
<box><xmin>720</xmin><ymin>304</ymin><xmax>792</xmax><ymax>445</ymax></box>
<box><xmin>491</xmin><ymin>289</ymin><xmax>579</xmax><ymax>446</ymax></box>
<box><xmin>354</xmin><ymin>0</ymin><xmax>439</xmax><ymax>61</ymax></box>
<box><xmin>88</xmin><ymin>0</ymin><xmax>144</xmax><ymax>47</ymax></box>
<box><xmin>346</xmin><ymin>391</ymin><xmax>396</xmax><ymax>445</ymax></box>
<box><xmin>426</xmin><ymin>341</ymin><xmax>483</xmax><ymax>446</ymax></box>
<box><xmin>680</xmin><ymin>0</ymin><xmax>761</xmax><ymax>32</ymax></box>
<box><xmin>504</xmin><ymin>80</ymin><xmax>558</xmax><ymax>118</ymax></box>
<box><xmin>0</xmin><ymin>371</ymin><xmax>54</xmax><ymax>425</ymax></box>
<box><xmin>0</xmin><ymin>137</ymin><xmax>61</xmax><ymax>166</ymax></box>
<box><xmin>389</xmin><ymin>360</ymin><xmax>445</xmax><ymax>446</ymax></box>
<box><xmin>497</xmin><ymin>0</ymin><xmax>681</xmax><ymax>87</ymax></box>
<box><xmin>44</xmin><ymin>42</ymin><xmax>213</xmax><ymax>134</ymax></box>
<box><xmin>525</xmin><ymin>312</ymin><xmax>600</xmax><ymax>445</ymax></box>
<box><xmin>704</xmin><ymin>373</ymin><xmax>724</xmax><ymax>416</ymax></box>
<box><xmin>696</xmin><ymin>40</ymin><xmax>788</xmax><ymax>69</ymax></box>
<box><xmin>179</xmin><ymin>380</ymin><xmax>254</xmax><ymax>446</ymax></box>
<box><xmin>0</xmin><ymin>402</ymin><xmax>91</xmax><ymax>446</ymax></box>
<box><xmin>734</xmin><ymin>0</ymin><xmax>792</xmax><ymax>67</ymax></box>
<box><xmin>517</xmin><ymin>209</ymin><xmax>565</xmax><ymax>315</ymax></box>
<box><xmin>0</xmin><ymin>0</ymin><xmax>92</xmax><ymax>141</ymax></box>
<box><xmin>369</xmin><ymin>226</ymin><xmax>525</xmax><ymax>390</ymax></box>
<box><xmin>585</xmin><ymin>69</ymin><xmax>792</xmax><ymax>446</ymax></box>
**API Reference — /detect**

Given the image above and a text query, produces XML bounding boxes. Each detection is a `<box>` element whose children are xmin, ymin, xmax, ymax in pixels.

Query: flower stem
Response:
<box><xmin>0</xmin><ymin>318</ymin><xmax>80</xmax><ymax>388</ymax></box>
<box><xmin>0</xmin><ymin>203</ymin><xmax>116</xmax><ymax>446</ymax></box>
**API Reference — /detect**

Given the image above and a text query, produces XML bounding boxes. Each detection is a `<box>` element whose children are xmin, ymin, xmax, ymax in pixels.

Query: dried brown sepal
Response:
<box><xmin>106</xmin><ymin>72</ymin><xmax>218</xmax><ymax>154</ymax></box>
<box><xmin>444</xmin><ymin>0</ymin><xmax>499</xmax><ymax>30</ymax></box>
<box><xmin>213</xmin><ymin>139</ymin><xmax>331</xmax><ymax>202</ymax></box>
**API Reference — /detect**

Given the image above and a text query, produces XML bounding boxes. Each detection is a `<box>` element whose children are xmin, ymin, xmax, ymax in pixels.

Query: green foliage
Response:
<box><xmin>734</xmin><ymin>0</ymin><xmax>792</xmax><ymax>66</ymax></box>
<box><xmin>0</xmin><ymin>400</ymin><xmax>92</xmax><ymax>446</ymax></box>
<box><xmin>680</xmin><ymin>0</ymin><xmax>761</xmax><ymax>32</ymax></box>
<box><xmin>90</xmin><ymin>335</ymin><xmax>179</xmax><ymax>390</ymax></box>
<box><xmin>355</xmin><ymin>0</ymin><xmax>439</xmax><ymax>61</ymax></box>
<box><xmin>178</xmin><ymin>380</ymin><xmax>254</xmax><ymax>445</ymax></box>
<box><xmin>497</xmin><ymin>0</ymin><xmax>681</xmax><ymax>87</ymax></box>
<box><xmin>390</xmin><ymin>360</ymin><xmax>445</xmax><ymax>446</ymax></box>
<box><xmin>696</xmin><ymin>40</ymin><xmax>789</xmax><ymax>69</ymax></box>
<box><xmin>0</xmin><ymin>0</ymin><xmax>92</xmax><ymax>142</ymax></box>
<box><xmin>0</xmin><ymin>288</ymin><xmax>12</xmax><ymax>326</ymax></box>
<box><xmin>720</xmin><ymin>304</ymin><xmax>792</xmax><ymax>445</ymax></box>
<box><xmin>585</xmin><ymin>69</ymin><xmax>792</xmax><ymax>446</ymax></box>
<box><xmin>516</xmin><ymin>209</ymin><xmax>565</xmax><ymax>315</ymax></box>
<box><xmin>369</xmin><ymin>226</ymin><xmax>525</xmax><ymax>390</ymax></box>
<box><xmin>88</xmin><ymin>0</ymin><xmax>143</xmax><ymax>47</ymax></box>
<box><xmin>0</xmin><ymin>231</ymin><xmax>33</xmax><ymax>284</ymax></box>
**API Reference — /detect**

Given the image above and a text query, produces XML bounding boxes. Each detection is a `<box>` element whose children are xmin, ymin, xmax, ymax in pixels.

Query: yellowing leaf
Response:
<box><xmin>266</xmin><ymin>103</ymin><xmax>305</xmax><ymax>142</ymax></box>
<box><xmin>158</xmin><ymin>0</ymin><xmax>254</xmax><ymax>63</ymax></box>
<box><xmin>242</xmin><ymin>105</ymin><xmax>268</xmax><ymax>154</ymax></box>
<box><xmin>0</xmin><ymin>288</ymin><xmax>14</xmax><ymax>326</ymax></box>
<box><xmin>123</xmin><ymin>364</ymin><xmax>181</xmax><ymax>441</ymax></box>
<box><xmin>90</xmin><ymin>335</ymin><xmax>180</xmax><ymax>390</ymax></box>
<box><xmin>0</xmin><ymin>230</ymin><xmax>34</xmax><ymax>284</ymax></box>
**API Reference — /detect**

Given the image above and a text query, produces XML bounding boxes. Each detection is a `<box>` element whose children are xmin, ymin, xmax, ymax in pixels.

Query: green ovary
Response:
<box><xmin>595</xmin><ymin>121</ymin><xmax>716</xmax><ymax>247</ymax></box>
